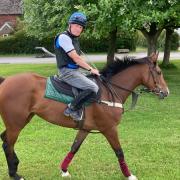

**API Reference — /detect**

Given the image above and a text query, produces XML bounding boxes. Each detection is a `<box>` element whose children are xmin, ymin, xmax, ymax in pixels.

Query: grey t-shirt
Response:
<box><xmin>57</xmin><ymin>34</ymin><xmax>75</xmax><ymax>53</ymax></box>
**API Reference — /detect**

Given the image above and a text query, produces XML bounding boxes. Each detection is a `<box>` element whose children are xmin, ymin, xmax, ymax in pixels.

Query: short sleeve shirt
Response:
<box><xmin>56</xmin><ymin>34</ymin><xmax>75</xmax><ymax>53</ymax></box>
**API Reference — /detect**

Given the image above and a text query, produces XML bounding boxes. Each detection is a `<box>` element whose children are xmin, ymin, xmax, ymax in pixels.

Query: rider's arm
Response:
<box><xmin>68</xmin><ymin>50</ymin><xmax>91</xmax><ymax>71</ymax></box>
<box><xmin>68</xmin><ymin>50</ymin><xmax>100</xmax><ymax>75</ymax></box>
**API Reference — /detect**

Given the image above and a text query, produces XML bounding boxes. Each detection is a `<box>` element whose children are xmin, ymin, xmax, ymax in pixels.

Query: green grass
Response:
<box><xmin>0</xmin><ymin>62</ymin><xmax>180</xmax><ymax>180</ymax></box>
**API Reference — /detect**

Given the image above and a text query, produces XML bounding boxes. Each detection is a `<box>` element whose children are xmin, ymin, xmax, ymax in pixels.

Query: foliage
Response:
<box><xmin>77</xmin><ymin>0</ymin><xmax>130</xmax><ymax>38</ymax></box>
<box><xmin>81</xmin><ymin>32</ymin><xmax>136</xmax><ymax>52</ymax></box>
<box><xmin>24</xmin><ymin>0</ymin><xmax>132</xmax><ymax>39</ymax></box>
<box><xmin>136</xmin><ymin>30</ymin><xmax>179</xmax><ymax>51</ymax></box>
<box><xmin>171</xmin><ymin>31</ymin><xmax>179</xmax><ymax>50</ymax></box>
<box><xmin>0</xmin><ymin>29</ymin><xmax>135</xmax><ymax>54</ymax></box>
<box><xmin>159</xmin><ymin>61</ymin><xmax>178</xmax><ymax>69</ymax></box>
<box><xmin>23</xmin><ymin>0</ymin><xmax>138</xmax><ymax>56</ymax></box>
<box><xmin>0</xmin><ymin>30</ymin><xmax>54</xmax><ymax>54</ymax></box>
<box><xmin>24</xmin><ymin>0</ymin><xmax>180</xmax><ymax>39</ymax></box>
<box><xmin>0</xmin><ymin>30</ymin><xmax>37</xmax><ymax>54</ymax></box>
<box><xmin>128</xmin><ymin>0</ymin><xmax>180</xmax><ymax>31</ymax></box>
<box><xmin>124</xmin><ymin>0</ymin><xmax>180</xmax><ymax>54</ymax></box>
<box><xmin>157</xmin><ymin>30</ymin><xmax>179</xmax><ymax>51</ymax></box>
<box><xmin>24</xmin><ymin>0</ymin><xmax>75</xmax><ymax>39</ymax></box>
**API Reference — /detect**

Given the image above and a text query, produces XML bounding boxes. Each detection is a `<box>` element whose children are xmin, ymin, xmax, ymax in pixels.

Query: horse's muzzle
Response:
<box><xmin>153</xmin><ymin>88</ymin><xmax>169</xmax><ymax>99</ymax></box>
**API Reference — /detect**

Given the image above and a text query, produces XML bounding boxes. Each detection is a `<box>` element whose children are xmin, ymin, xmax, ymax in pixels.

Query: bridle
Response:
<box><xmin>99</xmin><ymin>58</ymin><xmax>166</xmax><ymax>109</ymax></box>
<box><xmin>144</xmin><ymin>59</ymin><xmax>166</xmax><ymax>99</ymax></box>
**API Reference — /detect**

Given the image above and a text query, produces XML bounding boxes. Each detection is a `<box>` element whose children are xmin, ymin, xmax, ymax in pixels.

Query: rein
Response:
<box><xmin>99</xmin><ymin>76</ymin><xmax>139</xmax><ymax>110</ymax></box>
<box><xmin>98</xmin><ymin>58</ymin><xmax>161</xmax><ymax>110</ymax></box>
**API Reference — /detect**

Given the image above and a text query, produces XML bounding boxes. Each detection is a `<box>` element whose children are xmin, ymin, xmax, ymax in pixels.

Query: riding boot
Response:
<box><xmin>64</xmin><ymin>89</ymin><xmax>96</xmax><ymax>121</ymax></box>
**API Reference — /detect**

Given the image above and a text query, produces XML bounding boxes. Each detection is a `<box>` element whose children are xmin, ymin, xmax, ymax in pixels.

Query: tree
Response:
<box><xmin>24</xmin><ymin>0</ymin><xmax>75</xmax><ymax>39</ymax></box>
<box><xmin>128</xmin><ymin>0</ymin><xmax>180</xmax><ymax>58</ymax></box>
<box><xmin>77</xmin><ymin>0</ymin><xmax>133</xmax><ymax>63</ymax></box>
<box><xmin>24</xmin><ymin>0</ymin><xmax>131</xmax><ymax>63</ymax></box>
<box><xmin>24</xmin><ymin>0</ymin><xmax>180</xmax><ymax>64</ymax></box>
<box><xmin>162</xmin><ymin>1</ymin><xmax>180</xmax><ymax>65</ymax></box>
<box><xmin>163</xmin><ymin>28</ymin><xmax>174</xmax><ymax>65</ymax></box>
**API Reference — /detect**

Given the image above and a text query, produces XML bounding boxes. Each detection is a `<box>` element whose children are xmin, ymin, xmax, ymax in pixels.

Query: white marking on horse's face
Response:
<box><xmin>166</xmin><ymin>87</ymin><xmax>170</xmax><ymax>95</ymax></box>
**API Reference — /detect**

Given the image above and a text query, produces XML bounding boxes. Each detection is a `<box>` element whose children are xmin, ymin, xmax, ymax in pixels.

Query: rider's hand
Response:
<box><xmin>90</xmin><ymin>68</ymin><xmax>100</xmax><ymax>76</ymax></box>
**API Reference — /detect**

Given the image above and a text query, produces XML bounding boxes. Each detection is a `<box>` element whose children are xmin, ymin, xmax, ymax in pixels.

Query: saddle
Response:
<box><xmin>45</xmin><ymin>75</ymin><xmax>101</xmax><ymax>105</ymax></box>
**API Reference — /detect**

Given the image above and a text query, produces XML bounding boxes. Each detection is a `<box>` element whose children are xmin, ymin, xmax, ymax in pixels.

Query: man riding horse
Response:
<box><xmin>54</xmin><ymin>12</ymin><xmax>100</xmax><ymax>121</ymax></box>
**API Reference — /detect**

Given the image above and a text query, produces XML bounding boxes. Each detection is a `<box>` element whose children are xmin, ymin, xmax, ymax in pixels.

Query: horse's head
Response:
<box><xmin>142</xmin><ymin>52</ymin><xmax>169</xmax><ymax>99</ymax></box>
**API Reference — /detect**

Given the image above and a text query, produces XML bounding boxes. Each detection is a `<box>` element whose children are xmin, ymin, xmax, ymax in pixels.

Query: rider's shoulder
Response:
<box><xmin>59</xmin><ymin>33</ymin><xmax>71</xmax><ymax>41</ymax></box>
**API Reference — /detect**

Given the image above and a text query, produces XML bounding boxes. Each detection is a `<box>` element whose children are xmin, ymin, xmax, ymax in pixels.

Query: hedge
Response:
<box><xmin>0</xmin><ymin>31</ymin><xmax>54</xmax><ymax>54</ymax></box>
<box><xmin>0</xmin><ymin>30</ymin><xmax>136</xmax><ymax>54</ymax></box>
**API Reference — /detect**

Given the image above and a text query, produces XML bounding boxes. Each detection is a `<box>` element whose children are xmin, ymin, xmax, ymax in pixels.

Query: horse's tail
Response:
<box><xmin>0</xmin><ymin>77</ymin><xmax>5</xmax><ymax>84</ymax></box>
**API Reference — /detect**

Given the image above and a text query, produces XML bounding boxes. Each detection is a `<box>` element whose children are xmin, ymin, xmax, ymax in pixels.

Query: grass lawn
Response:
<box><xmin>0</xmin><ymin>61</ymin><xmax>180</xmax><ymax>180</ymax></box>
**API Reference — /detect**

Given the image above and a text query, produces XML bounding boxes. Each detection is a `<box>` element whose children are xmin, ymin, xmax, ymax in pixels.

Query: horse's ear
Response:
<box><xmin>149</xmin><ymin>51</ymin><xmax>159</xmax><ymax>63</ymax></box>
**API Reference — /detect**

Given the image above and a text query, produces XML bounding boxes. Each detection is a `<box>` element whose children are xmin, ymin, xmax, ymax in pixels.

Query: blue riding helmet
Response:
<box><xmin>68</xmin><ymin>12</ymin><xmax>87</xmax><ymax>28</ymax></box>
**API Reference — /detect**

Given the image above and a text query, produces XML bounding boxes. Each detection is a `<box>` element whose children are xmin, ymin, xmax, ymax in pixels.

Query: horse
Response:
<box><xmin>0</xmin><ymin>52</ymin><xmax>169</xmax><ymax>180</ymax></box>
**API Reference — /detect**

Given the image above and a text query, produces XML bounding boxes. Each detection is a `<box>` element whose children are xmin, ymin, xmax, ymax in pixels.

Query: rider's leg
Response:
<box><xmin>69</xmin><ymin>89</ymin><xmax>97</xmax><ymax>110</ymax></box>
<box><xmin>59</xmin><ymin>68</ymin><xmax>98</xmax><ymax>120</ymax></box>
<box><xmin>59</xmin><ymin>68</ymin><xmax>99</xmax><ymax>95</ymax></box>
<box><xmin>64</xmin><ymin>89</ymin><xmax>97</xmax><ymax>120</ymax></box>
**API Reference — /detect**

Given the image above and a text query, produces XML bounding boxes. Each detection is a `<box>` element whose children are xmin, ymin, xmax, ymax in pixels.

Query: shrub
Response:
<box><xmin>0</xmin><ymin>30</ymin><xmax>136</xmax><ymax>54</ymax></box>
<box><xmin>0</xmin><ymin>30</ymin><xmax>54</xmax><ymax>54</ymax></box>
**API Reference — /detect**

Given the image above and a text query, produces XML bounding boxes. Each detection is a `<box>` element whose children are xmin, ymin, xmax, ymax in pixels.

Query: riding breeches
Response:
<box><xmin>58</xmin><ymin>67</ymin><xmax>99</xmax><ymax>94</ymax></box>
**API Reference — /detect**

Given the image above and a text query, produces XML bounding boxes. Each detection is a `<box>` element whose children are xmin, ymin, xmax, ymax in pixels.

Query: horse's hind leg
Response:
<box><xmin>103</xmin><ymin>126</ymin><xmax>138</xmax><ymax>180</ymax></box>
<box><xmin>60</xmin><ymin>130</ymin><xmax>89</xmax><ymax>177</ymax></box>
<box><xmin>1</xmin><ymin>113</ymin><xmax>34</xmax><ymax>180</ymax></box>
<box><xmin>1</xmin><ymin>129</ymin><xmax>23</xmax><ymax>180</ymax></box>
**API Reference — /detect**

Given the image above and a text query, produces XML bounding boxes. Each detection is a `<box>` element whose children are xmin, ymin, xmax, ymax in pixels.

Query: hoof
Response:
<box><xmin>10</xmin><ymin>173</ymin><xmax>25</xmax><ymax>180</ymax></box>
<box><xmin>61</xmin><ymin>170</ymin><xmax>71</xmax><ymax>177</ymax></box>
<box><xmin>128</xmin><ymin>174</ymin><xmax>138</xmax><ymax>180</ymax></box>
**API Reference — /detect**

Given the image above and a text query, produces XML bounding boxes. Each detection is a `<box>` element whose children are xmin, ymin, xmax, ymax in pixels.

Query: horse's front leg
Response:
<box><xmin>103</xmin><ymin>126</ymin><xmax>138</xmax><ymax>180</ymax></box>
<box><xmin>60</xmin><ymin>129</ymin><xmax>89</xmax><ymax>177</ymax></box>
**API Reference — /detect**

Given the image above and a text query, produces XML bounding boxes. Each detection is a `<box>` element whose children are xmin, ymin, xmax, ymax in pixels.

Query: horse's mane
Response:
<box><xmin>100</xmin><ymin>56</ymin><xmax>149</xmax><ymax>78</ymax></box>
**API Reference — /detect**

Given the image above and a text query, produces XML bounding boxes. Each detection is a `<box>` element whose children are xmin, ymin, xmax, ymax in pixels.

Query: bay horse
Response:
<box><xmin>0</xmin><ymin>53</ymin><xmax>169</xmax><ymax>180</ymax></box>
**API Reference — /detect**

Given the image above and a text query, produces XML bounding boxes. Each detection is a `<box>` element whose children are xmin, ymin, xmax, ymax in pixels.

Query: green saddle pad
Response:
<box><xmin>44</xmin><ymin>77</ymin><xmax>73</xmax><ymax>104</ymax></box>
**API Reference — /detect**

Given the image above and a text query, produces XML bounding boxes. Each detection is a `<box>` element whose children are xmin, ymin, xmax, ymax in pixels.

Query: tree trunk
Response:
<box><xmin>146</xmin><ymin>36</ymin><xmax>158</xmax><ymax>55</ymax></box>
<box><xmin>141</xmin><ymin>32</ymin><xmax>161</xmax><ymax>56</ymax></box>
<box><xmin>162</xmin><ymin>28</ymin><xmax>174</xmax><ymax>65</ymax></box>
<box><xmin>141</xmin><ymin>23</ymin><xmax>163</xmax><ymax>56</ymax></box>
<box><xmin>107</xmin><ymin>27</ymin><xmax>117</xmax><ymax>65</ymax></box>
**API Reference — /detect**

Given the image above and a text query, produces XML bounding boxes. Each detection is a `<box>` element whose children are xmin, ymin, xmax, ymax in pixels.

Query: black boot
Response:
<box><xmin>64</xmin><ymin>89</ymin><xmax>96</xmax><ymax>121</ymax></box>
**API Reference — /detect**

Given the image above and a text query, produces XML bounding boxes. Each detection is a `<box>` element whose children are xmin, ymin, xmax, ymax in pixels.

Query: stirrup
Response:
<box><xmin>70</xmin><ymin>109</ymin><xmax>84</xmax><ymax>121</ymax></box>
<box><xmin>70</xmin><ymin>108</ymin><xmax>84</xmax><ymax>121</ymax></box>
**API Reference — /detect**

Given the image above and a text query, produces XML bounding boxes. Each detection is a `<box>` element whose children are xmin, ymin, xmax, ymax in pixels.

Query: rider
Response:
<box><xmin>54</xmin><ymin>12</ymin><xmax>100</xmax><ymax>121</ymax></box>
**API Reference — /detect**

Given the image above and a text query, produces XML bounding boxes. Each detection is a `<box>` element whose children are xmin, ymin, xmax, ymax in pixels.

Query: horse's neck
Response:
<box><xmin>111</xmin><ymin>65</ymin><xmax>143</xmax><ymax>103</ymax></box>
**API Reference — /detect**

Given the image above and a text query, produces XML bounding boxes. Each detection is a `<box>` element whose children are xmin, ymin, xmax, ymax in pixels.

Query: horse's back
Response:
<box><xmin>0</xmin><ymin>73</ymin><xmax>46</xmax><ymax>104</ymax></box>
<box><xmin>2</xmin><ymin>72</ymin><xmax>45</xmax><ymax>85</ymax></box>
